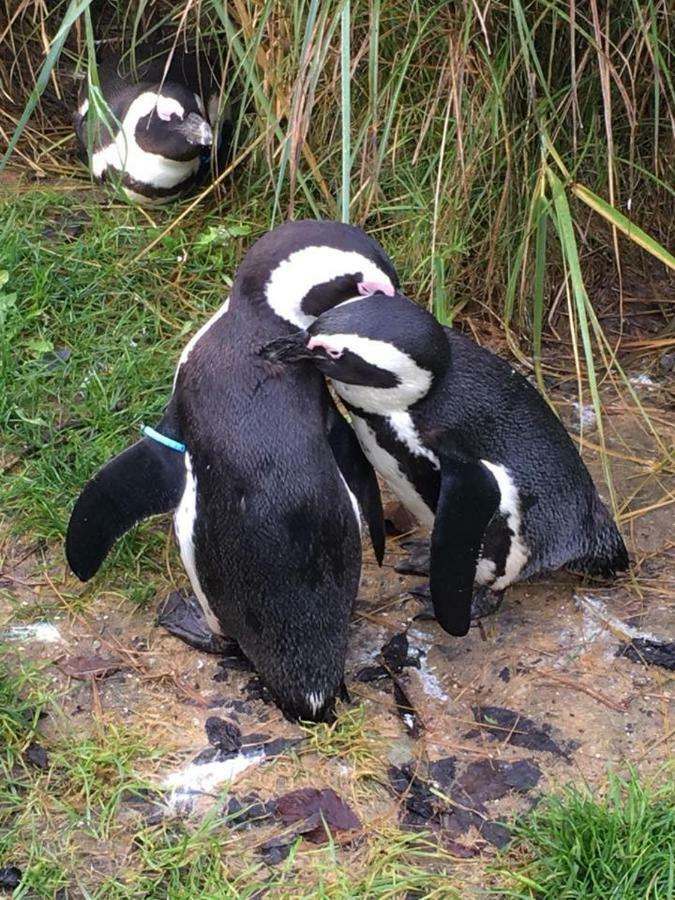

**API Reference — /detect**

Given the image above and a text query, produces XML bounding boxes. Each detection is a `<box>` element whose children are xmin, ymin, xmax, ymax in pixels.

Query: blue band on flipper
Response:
<box><xmin>142</xmin><ymin>425</ymin><xmax>186</xmax><ymax>453</ymax></box>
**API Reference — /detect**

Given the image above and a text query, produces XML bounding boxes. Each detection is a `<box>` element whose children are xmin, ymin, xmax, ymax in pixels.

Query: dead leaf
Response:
<box><xmin>57</xmin><ymin>655</ymin><xmax>120</xmax><ymax>680</ymax></box>
<box><xmin>275</xmin><ymin>787</ymin><xmax>360</xmax><ymax>843</ymax></box>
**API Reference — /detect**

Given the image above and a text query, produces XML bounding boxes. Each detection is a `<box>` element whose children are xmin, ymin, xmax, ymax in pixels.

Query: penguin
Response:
<box><xmin>74</xmin><ymin>48</ymin><xmax>227</xmax><ymax>206</ymax></box>
<box><xmin>66</xmin><ymin>220</ymin><xmax>399</xmax><ymax>721</ymax></box>
<box><xmin>261</xmin><ymin>291</ymin><xmax>629</xmax><ymax>639</ymax></box>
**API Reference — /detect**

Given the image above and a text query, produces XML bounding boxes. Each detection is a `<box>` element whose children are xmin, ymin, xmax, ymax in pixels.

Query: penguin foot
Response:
<box><xmin>395</xmin><ymin>539</ymin><xmax>431</xmax><ymax>576</ymax></box>
<box><xmin>158</xmin><ymin>589</ymin><xmax>232</xmax><ymax>655</ymax></box>
<box><xmin>408</xmin><ymin>583</ymin><xmax>506</xmax><ymax>623</ymax></box>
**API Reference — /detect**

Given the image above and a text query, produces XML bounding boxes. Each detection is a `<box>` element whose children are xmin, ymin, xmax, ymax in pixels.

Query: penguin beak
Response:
<box><xmin>260</xmin><ymin>332</ymin><xmax>313</xmax><ymax>364</ymax></box>
<box><xmin>178</xmin><ymin>113</ymin><xmax>213</xmax><ymax>146</ymax></box>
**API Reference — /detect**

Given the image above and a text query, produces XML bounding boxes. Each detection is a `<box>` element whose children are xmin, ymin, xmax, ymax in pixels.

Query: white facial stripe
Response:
<box><xmin>322</xmin><ymin>333</ymin><xmax>432</xmax><ymax>413</ymax></box>
<box><xmin>264</xmin><ymin>246</ymin><xmax>394</xmax><ymax>328</ymax></box>
<box><xmin>174</xmin><ymin>452</ymin><xmax>223</xmax><ymax>635</ymax></box>
<box><xmin>156</xmin><ymin>94</ymin><xmax>185</xmax><ymax>121</ymax></box>
<box><xmin>91</xmin><ymin>91</ymin><xmax>200</xmax><ymax>188</ymax></box>
<box><xmin>173</xmin><ymin>297</ymin><xmax>230</xmax><ymax>391</ymax></box>
<box><xmin>480</xmin><ymin>460</ymin><xmax>529</xmax><ymax>589</ymax></box>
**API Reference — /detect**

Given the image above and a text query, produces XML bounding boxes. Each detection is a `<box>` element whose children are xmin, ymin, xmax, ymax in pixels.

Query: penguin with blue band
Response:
<box><xmin>66</xmin><ymin>220</ymin><xmax>398</xmax><ymax>721</ymax></box>
<box><xmin>262</xmin><ymin>292</ymin><xmax>629</xmax><ymax>638</ymax></box>
<box><xmin>74</xmin><ymin>47</ymin><xmax>227</xmax><ymax>205</ymax></box>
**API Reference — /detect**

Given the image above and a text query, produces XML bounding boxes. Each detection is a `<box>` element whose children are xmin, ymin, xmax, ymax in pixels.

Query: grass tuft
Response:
<box><xmin>499</xmin><ymin>768</ymin><xmax>675</xmax><ymax>899</ymax></box>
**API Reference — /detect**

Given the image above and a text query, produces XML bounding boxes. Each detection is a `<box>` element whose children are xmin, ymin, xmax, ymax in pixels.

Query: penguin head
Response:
<box><xmin>131</xmin><ymin>85</ymin><xmax>213</xmax><ymax>161</ymax></box>
<box><xmin>262</xmin><ymin>293</ymin><xmax>450</xmax><ymax>414</ymax></box>
<box><xmin>232</xmin><ymin>220</ymin><xmax>399</xmax><ymax>327</ymax></box>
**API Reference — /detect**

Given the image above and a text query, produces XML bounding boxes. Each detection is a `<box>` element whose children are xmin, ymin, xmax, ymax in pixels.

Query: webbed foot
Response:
<box><xmin>408</xmin><ymin>583</ymin><xmax>506</xmax><ymax>624</ymax></box>
<box><xmin>157</xmin><ymin>589</ymin><xmax>232</xmax><ymax>655</ymax></box>
<box><xmin>395</xmin><ymin>538</ymin><xmax>431</xmax><ymax>576</ymax></box>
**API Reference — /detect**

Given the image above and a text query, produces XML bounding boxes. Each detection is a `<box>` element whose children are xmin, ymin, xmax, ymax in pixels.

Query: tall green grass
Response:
<box><xmin>1</xmin><ymin>0</ymin><xmax>674</xmax><ymax>505</ymax></box>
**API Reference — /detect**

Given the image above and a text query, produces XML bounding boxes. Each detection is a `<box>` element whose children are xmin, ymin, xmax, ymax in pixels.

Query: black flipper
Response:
<box><xmin>66</xmin><ymin>412</ymin><xmax>186</xmax><ymax>581</ymax></box>
<box><xmin>429</xmin><ymin>458</ymin><xmax>500</xmax><ymax>637</ymax></box>
<box><xmin>325</xmin><ymin>400</ymin><xmax>385</xmax><ymax>565</ymax></box>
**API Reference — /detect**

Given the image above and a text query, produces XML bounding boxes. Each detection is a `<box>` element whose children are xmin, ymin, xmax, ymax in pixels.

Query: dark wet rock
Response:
<box><xmin>275</xmin><ymin>787</ymin><xmax>360</xmax><ymax>844</ymax></box>
<box><xmin>57</xmin><ymin>655</ymin><xmax>120</xmax><ymax>680</ymax></box>
<box><xmin>221</xmin><ymin>699</ymin><xmax>253</xmax><ymax>715</ymax></box>
<box><xmin>428</xmin><ymin>757</ymin><xmax>456</xmax><ymax>790</ymax></box>
<box><xmin>502</xmin><ymin>759</ymin><xmax>542</xmax><ymax>792</ymax></box>
<box><xmin>354</xmin><ymin>665</ymin><xmax>389</xmax><ymax>683</ymax></box>
<box><xmin>205</xmin><ymin>717</ymin><xmax>242</xmax><ymax>753</ymax></box>
<box><xmin>454</xmin><ymin>759</ymin><xmax>541</xmax><ymax>807</ymax></box>
<box><xmin>23</xmin><ymin>741</ymin><xmax>49</xmax><ymax>769</ymax></box>
<box><xmin>192</xmin><ymin>747</ymin><xmax>236</xmax><ymax>766</ymax></box>
<box><xmin>498</xmin><ymin>667</ymin><xmax>511</xmax><ymax>682</ymax></box>
<box><xmin>479</xmin><ymin>820</ymin><xmax>511</xmax><ymax>848</ymax></box>
<box><xmin>158</xmin><ymin>591</ymin><xmax>232</xmax><ymax>655</ymax></box>
<box><xmin>243</xmin><ymin>677</ymin><xmax>273</xmax><ymax>704</ymax></box>
<box><xmin>471</xmin><ymin>706</ymin><xmax>573</xmax><ymax>758</ymax></box>
<box><xmin>388</xmin><ymin>764</ymin><xmax>449</xmax><ymax>828</ymax></box>
<box><xmin>225</xmin><ymin>793</ymin><xmax>275</xmax><ymax>828</ymax></box>
<box><xmin>392</xmin><ymin>679</ymin><xmax>421</xmax><ymax>738</ymax></box>
<box><xmin>390</xmin><ymin>757</ymin><xmax>539</xmax><ymax>850</ymax></box>
<box><xmin>262</xmin><ymin>737</ymin><xmax>303</xmax><ymax>758</ymax></box>
<box><xmin>617</xmin><ymin>637</ymin><xmax>675</xmax><ymax>671</ymax></box>
<box><xmin>242</xmin><ymin>732</ymin><xmax>271</xmax><ymax>746</ymax></box>
<box><xmin>259</xmin><ymin>837</ymin><xmax>293</xmax><ymax>865</ymax></box>
<box><xmin>381</xmin><ymin>632</ymin><xmax>420</xmax><ymax>673</ymax></box>
<box><xmin>0</xmin><ymin>866</ymin><xmax>22</xmax><ymax>891</ymax></box>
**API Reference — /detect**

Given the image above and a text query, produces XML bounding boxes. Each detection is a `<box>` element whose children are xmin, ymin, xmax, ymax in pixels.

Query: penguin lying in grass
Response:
<box><xmin>262</xmin><ymin>292</ymin><xmax>629</xmax><ymax>638</ymax></box>
<box><xmin>66</xmin><ymin>220</ymin><xmax>398</xmax><ymax>721</ymax></box>
<box><xmin>74</xmin><ymin>48</ymin><xmax>227</xmax><ymax>206</ymax></box>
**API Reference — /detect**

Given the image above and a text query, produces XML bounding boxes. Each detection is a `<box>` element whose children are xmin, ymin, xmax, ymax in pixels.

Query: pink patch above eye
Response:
<box><xmin>358</xmin><ymin>280</ymin><xmax>395</xmax><ymax>297</ymax></box>
<box><xmin>307</xmin><ymin>337</ymin><xmax>342</xmax><ymax>359</ymax></box>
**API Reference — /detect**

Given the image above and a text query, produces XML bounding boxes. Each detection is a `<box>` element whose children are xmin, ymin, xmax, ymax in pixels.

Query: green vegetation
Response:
<box><xmin>1</xmin><ymin>1</ymin><xmax>673</xmax><ymax>897</ymax></box>
<box><xmin>500</xmin><ymin>768</ymin><xmax>675</xmax><ymax>899</ymax></box>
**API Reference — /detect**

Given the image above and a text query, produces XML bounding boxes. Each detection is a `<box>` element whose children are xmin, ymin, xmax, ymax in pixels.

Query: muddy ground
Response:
<box><xmin>1</xmin><ymin>381</ymin><xmax>673</xmax><ymax>896</ymax></box>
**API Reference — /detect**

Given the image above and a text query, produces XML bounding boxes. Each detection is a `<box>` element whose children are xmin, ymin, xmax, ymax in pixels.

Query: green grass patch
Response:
<box><xmin>500</xmin><ymin>768</ymin><xmax>675</xmax><ymax>899</ymax></box>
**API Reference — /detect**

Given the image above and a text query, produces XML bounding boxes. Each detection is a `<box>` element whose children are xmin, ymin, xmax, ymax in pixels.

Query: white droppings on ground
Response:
<box><xmin>2</xmin><ymin>622</ymin><xmax>63</xmax><ymax>643</ymax></box>
<box><xmin>576</xmin><ymin>594</ymin><xmax>663</xmax><ymax>643</ymax></box>
<box><xmin>571</xmin><ymin>401</ymin><xmax>597</xmax><ymax>431</ymax></box>
<box><xmin>629</xmin><ymin>373</ymin><xmax>657</xmax><ymax>389</ymax></box>
<box><xmin>163</xmin><ymin>750</ymin><xmax>264</xmax><ymax>814</ymax></box>
<box><xmin>408</xmin><ymin>629</ymin><xmax>449</xmax><ymax>701</ymax></box>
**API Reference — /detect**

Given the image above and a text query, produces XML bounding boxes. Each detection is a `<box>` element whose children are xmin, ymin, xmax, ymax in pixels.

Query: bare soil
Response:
<box><xmin>1</xmin><ymin>382</ymin><xmax>673</xmax><ymax>895</ymax></box>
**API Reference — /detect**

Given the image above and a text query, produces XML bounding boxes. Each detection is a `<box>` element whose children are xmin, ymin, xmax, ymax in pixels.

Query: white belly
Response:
<box><xmin>350</xmin><ymin>414</ymin><xmax>435</xmax><ymax>529</ymax></box>
<box><xmin>173</xmin><ymin>451</ymin><xmax>223</xmax><ymax>635</ymax></box>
